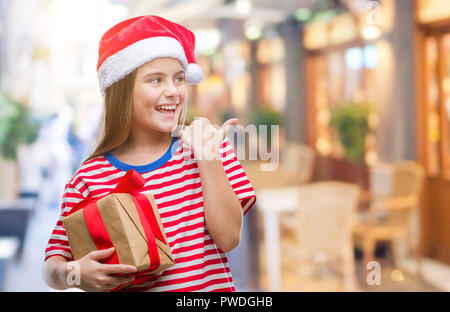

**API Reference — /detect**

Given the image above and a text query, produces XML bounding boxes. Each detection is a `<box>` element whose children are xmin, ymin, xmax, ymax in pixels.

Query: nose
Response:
<box><xmin>163</xmin><ymin>80</ymin><xmax>180</xmax><ymax>99</ymax></box>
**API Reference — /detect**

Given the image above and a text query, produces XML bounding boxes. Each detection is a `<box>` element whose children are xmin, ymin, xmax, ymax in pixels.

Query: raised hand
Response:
<box><xmin>178</xmin><ymin>117</ymin><xmax>239</xmax><ymax>161</ymax></box>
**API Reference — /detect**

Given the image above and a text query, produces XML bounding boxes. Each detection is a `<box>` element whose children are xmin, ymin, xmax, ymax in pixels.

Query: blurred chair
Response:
<box><xmin>282</xmin><ymin>182</ymin><xmax>360</xmax><ymax>291</ymax></box>
<box><xmin>279</xmin><ymin>143</ymin><xmax>317</xmax><ymax>239</ymax></box>
<box><xmin>240</xmin><ymin>161</ymin><xmax>290</xmax><ymax>190</ymax></box>
<box><xmin>353</xmin><ymin>161</ymin><xmax>425</xmax><ymax>272</ymax></box>
<box><xmin>241</xmin><ymin>142</ymin><xmax>317</xmax><ymax>270</ymax></box>
<box><xmin>241</xmin><ymin>142</ymin><xmax>316</xmax><ymax>190</ymax></box>
<box><xmin>280</xmin><ymin>142</ymin><xmax>316</xmax><ymax>185</ymax></box>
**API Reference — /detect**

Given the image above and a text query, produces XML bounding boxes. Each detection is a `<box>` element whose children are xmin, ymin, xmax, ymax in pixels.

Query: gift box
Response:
<box><xmin>62</xmin><ymin>170</ymin><xmax>175</xmax><ymax>290</ymax></box>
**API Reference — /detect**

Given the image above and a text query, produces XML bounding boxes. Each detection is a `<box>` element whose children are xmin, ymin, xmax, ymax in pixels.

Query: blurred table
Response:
<box><xmin>244</xmin><ymin>160</ymin><xmax>370</xmax><ymax>291</ymax></box>
<box><xmin>0</xmin><ymin>197</ymin><xmax>36</xmax><ymax>260</ymax></box>
<box><xmin>256</xmin><ymin>185</ymin><xmax>371</xmax><ymax>292</ymax></box>
<box><xmin>0</xmin><ymin>237</ymin><xmax>20</xmax><ymax>291</ymax></box>
<box><xmin>0</xmin><ymin>199</ymin><xmax>18</xmax><ymax>209</ymax></box>
<box><xmin>256</xmin><ymin>186</ymin><xmax>300</xmax><ymax>292</ymax></box>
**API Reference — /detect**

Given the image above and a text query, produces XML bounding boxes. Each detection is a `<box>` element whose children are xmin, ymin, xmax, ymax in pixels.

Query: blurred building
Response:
<box><xmin>414</xmin><ymin>0</ymin><xmax>450</xmax><ymax>268</ymax></box>
<box><xmin>162</xmin><ymin>0</ymin><xmax>450</xmax><ymax>279</ymax></box>
<box><xmin>295</xmin><ymin>0</ymin><xmax>450</xmax><ymax>269</ymax></box>
<box><xmin>117</xmin><ymin>0</ymin><xmax>450</xmax><ymax>287</ymax></box>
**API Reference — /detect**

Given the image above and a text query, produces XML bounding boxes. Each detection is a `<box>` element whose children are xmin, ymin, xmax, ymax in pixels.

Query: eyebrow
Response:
<box><xmin>142</xmin><ymin>70</ymin><xmax>185</xmax><ymax>79</ymax></box>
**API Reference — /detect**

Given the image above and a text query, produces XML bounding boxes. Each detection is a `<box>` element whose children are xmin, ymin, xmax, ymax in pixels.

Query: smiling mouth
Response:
<box><xmin>155</xmin><ymin>104</ymin><xmax>179</xmax><ymax>118</ymax></box>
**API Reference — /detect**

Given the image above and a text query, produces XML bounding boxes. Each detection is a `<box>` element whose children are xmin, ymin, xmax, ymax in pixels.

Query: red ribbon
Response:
<box><xmin>67</xmin><ymin>169</ymin><xmax>167</xmax><ymax>289</ymax></box>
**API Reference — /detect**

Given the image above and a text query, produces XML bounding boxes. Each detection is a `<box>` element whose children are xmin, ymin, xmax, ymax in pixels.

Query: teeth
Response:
<box><xmin>156</xmin><ymin>104</ymin><xmax>176</xmax><ymax>110</ymax></box>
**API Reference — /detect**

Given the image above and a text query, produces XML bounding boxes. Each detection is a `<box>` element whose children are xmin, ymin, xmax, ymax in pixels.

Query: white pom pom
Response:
<box><xmin>186</xmin><ymin>63</ymin><xmax>204</xmax><ymax>84</ymax></box>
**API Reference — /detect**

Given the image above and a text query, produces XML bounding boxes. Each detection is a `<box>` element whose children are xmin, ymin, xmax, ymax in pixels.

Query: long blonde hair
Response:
<box><xmin>84</xmin><ymin>69</ymin><xmax>188</xmax><ymax>162</ymax></box>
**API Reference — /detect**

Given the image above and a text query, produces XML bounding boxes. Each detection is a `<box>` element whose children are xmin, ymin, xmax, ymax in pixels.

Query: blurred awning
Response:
<box><xmin>127</xmin><ymin>0</ymin><xmax>316</xmax><ymax>32</ymax></box>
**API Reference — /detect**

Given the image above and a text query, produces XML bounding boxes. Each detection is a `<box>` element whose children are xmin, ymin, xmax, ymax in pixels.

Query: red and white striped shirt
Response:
<box><xmin>44</xmin><ymin>136</ymin><xmax>256</xmax><ymax>292</ymax></box>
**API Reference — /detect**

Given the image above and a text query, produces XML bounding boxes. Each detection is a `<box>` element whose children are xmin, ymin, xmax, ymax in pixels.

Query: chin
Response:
<box><xmin>155</xmin><ymin>120</ymin><xmax>181</xmax><ymax>134</ymax></box>
<box><xmin>147</xmin><ymin>111</ymin><xmax>182</xmax><ymax>134</ymax></box>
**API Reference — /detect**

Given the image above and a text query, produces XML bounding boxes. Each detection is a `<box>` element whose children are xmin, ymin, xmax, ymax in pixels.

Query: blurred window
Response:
<box><xmin>425</xmin><ymin>37</ymin><xmax>441</xmax><ymax>176</ymax></box>
<box><xmin>256</xmin><ymin>38</ymin><xmax>286</xmax><ymax>112</ymax></box>
<box><xmin>418</xmin><ymin>0</ymin><xmax>450</xmax><ymax>24</ymax></box>
<box><xmin>442</xmin><ymin>35</ymin><xmax>450</xmax><ymax>178</ymax></box>
<box><xmin>308</xmin><ymin>44</ymin><xmax>379</xmax><ymax>161</ymax></box>
<box><xmin>422</xmin><ymin>33</ymin><xmax>450</xmax><ymax>179</ymax></box>
<box><xmin>345</xmin><ymin>48</ymin><xmax>363</xmax><ymax>70</ymax></box>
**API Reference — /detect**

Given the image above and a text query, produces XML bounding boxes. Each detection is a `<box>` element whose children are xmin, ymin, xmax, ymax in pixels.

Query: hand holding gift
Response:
<box><xmin>67</xmin><ymin>247</ymin><xmax>137</xmax><ymax>292</ymax></box>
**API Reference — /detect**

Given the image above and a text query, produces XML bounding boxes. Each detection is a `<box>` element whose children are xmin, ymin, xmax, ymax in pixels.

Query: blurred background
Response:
<box><xmin>0</xmin><ymin>0</ymin><xmax>449</xmax><ymax>292</ymax></box>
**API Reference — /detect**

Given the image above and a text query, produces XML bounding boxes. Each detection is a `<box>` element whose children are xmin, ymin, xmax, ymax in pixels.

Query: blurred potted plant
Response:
<box><xmin>0</xmin><ymin>91</ymin><xmax>41</xmax><ymax>200</ymax></box>
<box><xmin>329</xmin><ymin>101</ymin><xmax>374</xmax><ymax>162</ymax></box>
<box><xmin>250</xmin><ymin>105</ymin><xmax>281</xmax><ymax>151</ymax></box>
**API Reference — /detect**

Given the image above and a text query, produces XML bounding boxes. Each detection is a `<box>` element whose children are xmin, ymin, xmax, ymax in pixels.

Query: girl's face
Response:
<box><xmin>132</xmin><ymin>57</ymin><xmax>186</xmax><ymax>134</ymax></box>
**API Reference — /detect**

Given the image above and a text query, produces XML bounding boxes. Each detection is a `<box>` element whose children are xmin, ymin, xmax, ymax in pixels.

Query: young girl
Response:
<box><xmin>42</xmin><ymin>15</ymin><xmax>256</xmax><ymax>292</ymax></box>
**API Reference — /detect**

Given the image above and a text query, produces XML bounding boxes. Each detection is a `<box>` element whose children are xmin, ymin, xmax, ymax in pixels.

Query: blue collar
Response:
<box><xmin>104</xmin><ymin>137</ymin><xmax>180</xmax><ymax>173</ymax></box>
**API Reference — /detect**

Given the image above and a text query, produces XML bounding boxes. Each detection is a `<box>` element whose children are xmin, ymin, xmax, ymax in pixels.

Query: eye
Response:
<box><xmin>175</xmin><ymin>76</ymin><xmax>185</xmax><ymax>83</ymax></box>
<box><xmin>149</xmin><ymin>77</ymin><xmax>161</xmax><ymax>84</ymax></box>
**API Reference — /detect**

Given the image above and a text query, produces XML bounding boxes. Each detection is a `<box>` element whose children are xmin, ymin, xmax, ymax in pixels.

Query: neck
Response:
<box><xmin>116</xmin><ymin>127</ymin><xmax>173</xmax><ymax>156</ymax></box>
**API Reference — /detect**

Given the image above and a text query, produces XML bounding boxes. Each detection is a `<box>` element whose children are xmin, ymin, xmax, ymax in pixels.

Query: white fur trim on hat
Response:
<box><xmin>186</xmin><ymin>63</ymin><xmax>204</xmax><ymax>84</ymax></box>
<box><xmin>98</xmin><ymin>36</ymin><xmax>197</xmax><ymax>95</ymax></box>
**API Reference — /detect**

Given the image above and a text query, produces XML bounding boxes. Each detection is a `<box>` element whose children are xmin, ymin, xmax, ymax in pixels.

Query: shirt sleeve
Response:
<box><xmin>44</xmin><ymin>183</ymin><xmax>85</xmax><ymax>261</ymax></box>
<box><xmin>219</xmin><ymin>136</ymin><xmax>257</xmax><ymax>216</ymax></box>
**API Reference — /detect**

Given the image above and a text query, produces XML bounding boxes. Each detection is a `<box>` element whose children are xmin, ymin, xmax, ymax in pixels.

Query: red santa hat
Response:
<box><xmin>97</xmin><ymin>15</ymin><xmax>204</xmax><ymax>95</ymax></box>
